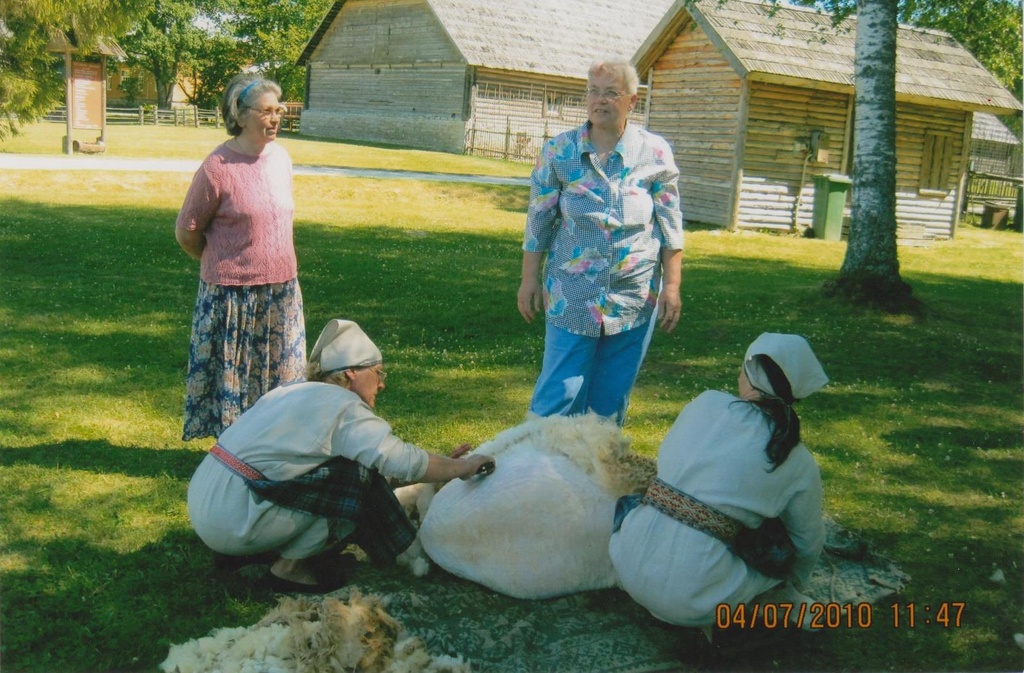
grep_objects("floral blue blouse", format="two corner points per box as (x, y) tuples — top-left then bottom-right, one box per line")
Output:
(523, 122), (684, 337)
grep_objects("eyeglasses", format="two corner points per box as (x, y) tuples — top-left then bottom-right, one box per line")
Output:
(322, 365), (387, 385)
(250, 105), (288, 120)
(586, 88), (626, 102)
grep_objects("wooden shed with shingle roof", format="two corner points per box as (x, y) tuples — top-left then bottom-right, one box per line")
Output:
(297, 0), (673, 159)
(634, 0), (1022, 242)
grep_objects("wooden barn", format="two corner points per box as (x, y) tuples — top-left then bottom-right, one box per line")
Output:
(296, 0), (674, 161)
(633, 0), (1022, 242)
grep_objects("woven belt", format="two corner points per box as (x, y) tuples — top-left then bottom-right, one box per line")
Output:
(640, 477), (742, 545)
(209, 443), (267, 482)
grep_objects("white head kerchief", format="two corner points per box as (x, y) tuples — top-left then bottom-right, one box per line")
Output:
(309, 319), (382, 373)
(743, 333), (828, 401)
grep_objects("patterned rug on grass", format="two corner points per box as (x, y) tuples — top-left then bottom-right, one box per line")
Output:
(334, 519), (910, 673)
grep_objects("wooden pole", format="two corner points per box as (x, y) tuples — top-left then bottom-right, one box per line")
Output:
(99, 56), (108, 143)
(63, 51), (73, 154)
(644, 69), (652, 129)
(504, 117), (511, 160)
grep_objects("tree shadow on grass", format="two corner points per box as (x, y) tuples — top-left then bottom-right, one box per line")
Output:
(0, 439), (201, 479)
(4, 199), (1020, 389)
(4, 197), (1020, 455)
(2, 529), (277, 673)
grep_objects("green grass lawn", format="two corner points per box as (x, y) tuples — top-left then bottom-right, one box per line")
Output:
(0, 127), (1021, 672)
(0, 121), (533, 178)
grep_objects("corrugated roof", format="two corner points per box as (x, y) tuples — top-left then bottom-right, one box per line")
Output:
(299, 0), (676, 79)
(636, 0), (1021, 114)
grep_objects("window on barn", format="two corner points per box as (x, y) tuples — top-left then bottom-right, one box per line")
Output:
(919, 131), (956, 193)
(544, 92), (563, 118)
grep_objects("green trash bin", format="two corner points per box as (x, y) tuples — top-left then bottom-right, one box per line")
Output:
(811, 174), (851, 241)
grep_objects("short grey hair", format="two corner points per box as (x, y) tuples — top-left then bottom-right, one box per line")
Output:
(588, 58), (640, 95)
(220, 74), (283, 137)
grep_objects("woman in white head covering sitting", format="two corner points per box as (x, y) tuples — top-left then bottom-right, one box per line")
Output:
(187, 319), (495, 593)
(609, 333), (828, 631)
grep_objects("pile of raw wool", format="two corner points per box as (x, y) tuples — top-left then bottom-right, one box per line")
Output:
(160, 591), (471, 673)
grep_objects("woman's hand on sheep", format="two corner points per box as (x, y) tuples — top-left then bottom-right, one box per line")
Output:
(460, 454), (495, 480)
(450, 443), (474, 460)
(422, 453), (495, 482)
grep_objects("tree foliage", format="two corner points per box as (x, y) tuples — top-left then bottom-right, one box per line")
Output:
(230, 0), (333, 101)
(181, 34), (246, 109)
(118, 0), (226, 109)
(118, 0), (331, 109)
(0, 0), (148, 138)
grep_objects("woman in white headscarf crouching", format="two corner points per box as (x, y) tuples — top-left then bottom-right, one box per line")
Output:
(609, 333), (828, 630)
(186, 319), (495, 594)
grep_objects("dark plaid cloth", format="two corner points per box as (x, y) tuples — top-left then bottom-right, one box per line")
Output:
(210, 444), (416, 564)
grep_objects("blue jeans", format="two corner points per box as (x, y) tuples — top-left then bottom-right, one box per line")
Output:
(528, 318), (656, 426)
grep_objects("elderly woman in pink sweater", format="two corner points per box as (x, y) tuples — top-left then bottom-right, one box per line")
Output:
(175, 74), (305, 441)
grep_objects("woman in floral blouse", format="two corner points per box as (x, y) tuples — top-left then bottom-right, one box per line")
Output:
(517, 57), (684, 426)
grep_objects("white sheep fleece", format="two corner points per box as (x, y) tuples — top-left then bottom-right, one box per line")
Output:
(160, 592), (471, 673)
(419, 413), (653, 600)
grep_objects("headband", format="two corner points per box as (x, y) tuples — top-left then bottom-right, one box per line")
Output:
(237, 81), (260, 106)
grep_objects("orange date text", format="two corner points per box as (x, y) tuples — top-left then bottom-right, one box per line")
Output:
(716, 601), (874, 630)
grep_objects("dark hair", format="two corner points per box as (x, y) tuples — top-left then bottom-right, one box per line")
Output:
(747, 354), (801, 471)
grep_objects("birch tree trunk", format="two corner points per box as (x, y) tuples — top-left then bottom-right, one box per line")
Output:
(825, 0), (914, 310)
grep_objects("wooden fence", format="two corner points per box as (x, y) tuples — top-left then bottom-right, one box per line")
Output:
(964, 171), (1022, 210)
(44, 104), (302, 130)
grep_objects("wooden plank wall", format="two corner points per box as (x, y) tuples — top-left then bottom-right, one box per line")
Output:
(309, 63), (467, 117)
(302, 0), (470, 150)
(739, 81), (850, 231)
(646, 24), (743, 228)
(894, 102), (967, 240)
(307, 0), (465, 116)
(313, 0), (458, 65)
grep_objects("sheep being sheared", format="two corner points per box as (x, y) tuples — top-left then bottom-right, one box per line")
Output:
(418, 413), (655, 600)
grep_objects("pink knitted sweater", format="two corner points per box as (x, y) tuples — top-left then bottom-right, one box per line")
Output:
(176, 142), (297, 285)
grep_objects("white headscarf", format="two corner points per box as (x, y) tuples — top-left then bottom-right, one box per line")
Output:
(743, 333), (828, 402)
(308, 319), (382, 375)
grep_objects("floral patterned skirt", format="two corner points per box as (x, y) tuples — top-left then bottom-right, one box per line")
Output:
(182, 278), (306, 441)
